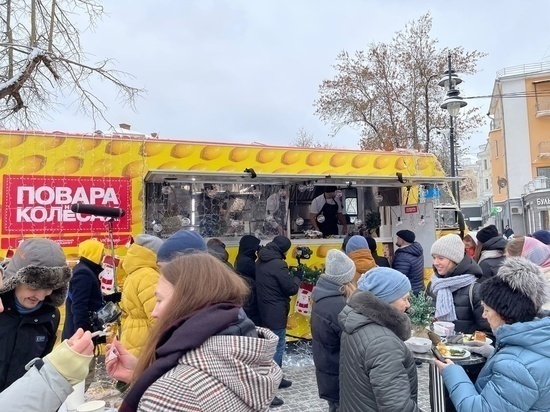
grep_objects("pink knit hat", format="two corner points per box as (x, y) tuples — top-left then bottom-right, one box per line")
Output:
(522, 237), (550, 268)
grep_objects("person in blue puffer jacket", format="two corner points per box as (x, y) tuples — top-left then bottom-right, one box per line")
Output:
(436, 257), (550, 411)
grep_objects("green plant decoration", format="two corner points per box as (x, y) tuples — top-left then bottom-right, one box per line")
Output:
(407, 291), (436, 327)
(292, 264), (324, 285)
(365, 211), (381, 235)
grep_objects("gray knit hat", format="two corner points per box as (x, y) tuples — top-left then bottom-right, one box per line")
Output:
(430, 234), (464, 264)
(135, 234), (163, 254)
(323, 249), (355, 285)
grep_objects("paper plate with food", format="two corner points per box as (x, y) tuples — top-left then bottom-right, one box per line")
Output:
(462, 331), (493, 347)
(436, 343), (471, 360)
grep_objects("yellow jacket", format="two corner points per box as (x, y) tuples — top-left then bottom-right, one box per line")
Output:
(348, 249), (377, 285)
(120, 243), (160, 357)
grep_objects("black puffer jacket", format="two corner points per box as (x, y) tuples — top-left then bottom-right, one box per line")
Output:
(0, 290), (60, 391)
(478, 236), (507, 282)
(311, 276), (347, 404)
(256, 242), (301, 330)
(428, 255), (491, 336)
(234, 235), (262, 325)
(339, 291), (419, 412)
(392, 242), (425, 293)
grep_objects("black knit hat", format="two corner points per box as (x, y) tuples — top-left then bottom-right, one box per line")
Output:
(480, 257), (550, 323)
(365, 236), (377, 252)
(271, 235), (291, 254)
(476, 225), (499, 244)
(396, 230), (415, 243)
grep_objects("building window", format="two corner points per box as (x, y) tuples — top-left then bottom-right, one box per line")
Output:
(483, 159), (488, 170)
(495, 141), (499, 158)
(485, 179), (489, 190)
(537, 167), (550, 178)
(542, 211), (550, 230)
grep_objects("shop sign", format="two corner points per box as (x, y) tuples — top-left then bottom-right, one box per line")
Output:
(2, 175), (132, 235)
(536, 197), (550, 206)
(404, 206), (418, 214)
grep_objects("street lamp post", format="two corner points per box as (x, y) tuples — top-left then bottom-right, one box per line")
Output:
(439, 53), (467, 208)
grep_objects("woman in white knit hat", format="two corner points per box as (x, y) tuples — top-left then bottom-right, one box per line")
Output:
(427, 234), (491, 411)
(428, 234), (490, 335)
(311, 249), (356, 412)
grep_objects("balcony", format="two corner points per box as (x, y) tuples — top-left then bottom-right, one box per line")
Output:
(538, 141), (550, 159)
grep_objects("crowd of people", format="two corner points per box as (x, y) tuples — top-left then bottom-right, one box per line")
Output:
(0, 225), (549, 411)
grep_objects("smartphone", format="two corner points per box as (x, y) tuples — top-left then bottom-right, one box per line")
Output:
(432, 347), (447, 363)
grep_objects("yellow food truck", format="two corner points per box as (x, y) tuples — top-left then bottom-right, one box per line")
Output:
(0, 129), (458, 339)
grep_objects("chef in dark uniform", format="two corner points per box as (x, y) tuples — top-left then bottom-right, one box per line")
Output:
(309, 186), (347, 237)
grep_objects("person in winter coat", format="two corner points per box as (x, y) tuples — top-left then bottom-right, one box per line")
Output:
(345, 235), (377, 284)
(0, 328), (94, 412)
(0, 238), (71, 391)
(428, 234), (492, 411)
(506, 235), (550, 310)
(462, 232), (477, 259)
(392, 229), (425, 294)
(311, 249), (356, 412)
(428, 234), (491, 335)
(474, 225), (506, 282)
(255, 235), (301, 406)
(234, 235), (262, 325)
(436, 257), (550, 411)
(156, 229), (208, 265)
(207, 238), (234, 269)
(532, 229), (550, 245)
(62, 239), (105, 339)
(106, 253), (282, 412)
(365, 236), (390, 267)
(339, 267), (419, 412)
(120, 234), (164, 357)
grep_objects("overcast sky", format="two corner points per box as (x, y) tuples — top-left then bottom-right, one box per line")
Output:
(39, 0), (550, 153)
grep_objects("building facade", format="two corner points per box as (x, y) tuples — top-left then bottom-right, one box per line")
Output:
(487, 62), (550, 234)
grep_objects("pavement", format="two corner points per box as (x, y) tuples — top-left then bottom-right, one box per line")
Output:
(87, 340), (431, 411)
(274, 341), (431, 411)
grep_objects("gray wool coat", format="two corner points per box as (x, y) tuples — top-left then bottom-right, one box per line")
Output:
(338, 291), (421, 412)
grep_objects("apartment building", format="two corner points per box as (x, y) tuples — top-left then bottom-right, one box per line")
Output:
(487, 62), (550, 234)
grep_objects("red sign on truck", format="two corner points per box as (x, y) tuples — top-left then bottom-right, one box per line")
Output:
(2, 175), (132, 236)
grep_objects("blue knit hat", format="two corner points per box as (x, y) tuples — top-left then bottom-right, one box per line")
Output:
(157, 230), (207, 262)
(357, 267), (412, 303)
(346, 235), (369, 254)
(533, 230), (550, 245)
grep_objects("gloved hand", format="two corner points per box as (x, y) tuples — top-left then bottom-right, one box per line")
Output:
(469, 343), (495, 358)
(104, 292), (122, 303)
(45, 328), (94, 385)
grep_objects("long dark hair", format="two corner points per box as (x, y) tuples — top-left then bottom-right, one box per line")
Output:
(131, 253), (249, 383)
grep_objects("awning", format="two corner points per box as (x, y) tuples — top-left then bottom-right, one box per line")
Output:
(144, 170), (462, 188)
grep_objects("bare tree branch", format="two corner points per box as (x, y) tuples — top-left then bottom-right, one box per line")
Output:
(0, 0), (144, 127)
(314, 12), (486, 170)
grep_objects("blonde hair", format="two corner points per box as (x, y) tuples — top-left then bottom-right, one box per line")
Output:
(505, 236), (525, 257)
(132, 252), (249, 383)
(339, 282), (356, 298)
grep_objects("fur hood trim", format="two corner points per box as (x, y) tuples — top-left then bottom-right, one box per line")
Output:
(497, 257), (550, 310)
(0, 265), (72, 307)
(346, 290), (411, 341)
